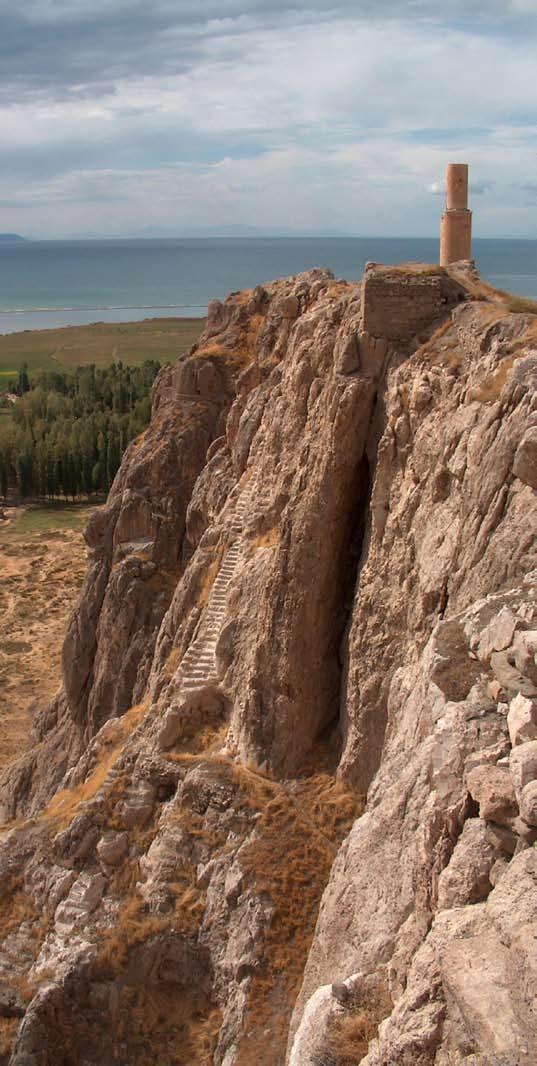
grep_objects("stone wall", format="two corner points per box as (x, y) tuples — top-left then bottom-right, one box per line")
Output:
(361, 262), (466, 344)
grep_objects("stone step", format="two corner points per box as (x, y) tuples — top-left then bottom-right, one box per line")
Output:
(181, 679), (218, 691)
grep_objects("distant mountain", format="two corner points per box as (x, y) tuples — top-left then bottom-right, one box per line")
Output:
(0, 233), (26, 242)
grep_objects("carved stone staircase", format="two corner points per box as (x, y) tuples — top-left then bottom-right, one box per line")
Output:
(178, 481), (257, 695)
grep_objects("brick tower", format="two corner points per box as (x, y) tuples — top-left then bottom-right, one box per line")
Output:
(440, 163), (472, 265)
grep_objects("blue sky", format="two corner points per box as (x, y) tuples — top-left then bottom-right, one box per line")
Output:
(0, 0), (536, 238)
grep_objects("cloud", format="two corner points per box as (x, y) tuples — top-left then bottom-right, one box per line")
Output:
(428, 179), (493, 195)
(0, 1), (536, 236)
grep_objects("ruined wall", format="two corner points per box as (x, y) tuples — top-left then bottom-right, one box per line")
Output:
(361, 263), (466, 344)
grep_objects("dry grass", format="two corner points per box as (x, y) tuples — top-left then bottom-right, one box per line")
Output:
(197, 549), (224, 608)
(368, 262), (447, 278)
(249, 526), (279, 550)
(165, 721), (229, 756)
(0, 508), (90, 771)
(504, 316), (537, 353)
(114, 983), (221, 1066)
(97, 803), (208, 976)
(327, 281), (353, 298)
(453, 273), (537, 315)
(0, 1018), (19, 1060)
(0, 876), (37, 939)
(0, 875), (53, 1051)
(467, 355), (518, 403)
(196, 306), (266, 373)
(42, 701), (148, 828)
(145, 565), (182, 598)
(324, 985), (391, 1065)
(233, 767), (363, 1066)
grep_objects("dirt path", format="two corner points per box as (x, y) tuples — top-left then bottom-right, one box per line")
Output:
(0, 508), (92, 770)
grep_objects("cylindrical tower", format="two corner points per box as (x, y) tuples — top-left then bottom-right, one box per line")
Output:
(440, 163), (472, 265)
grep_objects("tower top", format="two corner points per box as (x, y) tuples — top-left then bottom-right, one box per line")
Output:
(440, 163), (472, 266)
(446, 163), (468, 211)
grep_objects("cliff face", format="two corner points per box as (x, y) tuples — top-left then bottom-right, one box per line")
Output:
(0, 264), (536, 1066)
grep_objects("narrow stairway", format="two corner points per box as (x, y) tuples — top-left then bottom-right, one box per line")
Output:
(178, 482), (257, 694)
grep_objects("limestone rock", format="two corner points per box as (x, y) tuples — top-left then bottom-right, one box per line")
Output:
(96, 831), (129, 868)
(0, 981), (25, 1018)
(519, 779), (537, 827)
(513, 425), (537, 487)
(507, 693), (537, 746)
(0, 266), (536, 1066)
(465, 764), (518, 825)
(509, 740), (537, 801)
(437, 818), (496, 908)
(280, 294), (300, 319)
(54, 872), (106, 931)
(513, 629), (537, 685)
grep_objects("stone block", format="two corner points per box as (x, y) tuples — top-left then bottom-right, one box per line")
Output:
(513, 630), (537, 685)
(490, 650), (537, 698)
(281, 295), (300, 319)
(335, 333), (359, 375)
(97, 831), (129, 868)
(466, 764), (518, 825)
(437, 819), (496, 908)
(513, 427), (537, 488)
(507, 694), (537, 747)
(510, 740), (537, 801)
(519, 781), (537, 828)
(477, 607), (517, 661)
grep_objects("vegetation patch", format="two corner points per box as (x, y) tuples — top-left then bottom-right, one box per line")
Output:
(0, 1018), (19, 1060)
(0, 361), (161, 500)
(467, 354), (524, 404)
(0, 317), (205, 377)
(42, 702), (148, 828)
(233, 767), (363, 1065)
(112, 983), (221, 1066)
(323, 984), (392, 1065)
(250, 526), (279, 550)
(0, 504), (91, 771)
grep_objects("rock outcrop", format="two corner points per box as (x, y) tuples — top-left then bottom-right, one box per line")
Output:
(0, 263), (535, 1065)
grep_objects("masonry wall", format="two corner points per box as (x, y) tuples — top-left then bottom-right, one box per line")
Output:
(361, 265), (466, 344)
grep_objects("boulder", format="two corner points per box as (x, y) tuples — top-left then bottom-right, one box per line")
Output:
(96, 831), (129, 868)
(509, 740), (537, 801)
(437, 819), (496, 908)
(465, 764), (518, 825)
(490, 650), (537, 698)
(477, 607), (517, 661)
(513, 629), (537, 685)
(513, 426), (537, 488)
(280, 295), (299, 319)
(519, 780), (537, 828)
(507, 693), (537, 747)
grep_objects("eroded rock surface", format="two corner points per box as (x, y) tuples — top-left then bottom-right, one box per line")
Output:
(0, 265), (536, 1066)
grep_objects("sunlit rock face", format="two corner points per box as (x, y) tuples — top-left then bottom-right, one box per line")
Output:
(0, 264), (536, 1066)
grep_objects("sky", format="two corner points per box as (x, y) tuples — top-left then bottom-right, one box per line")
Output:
(1, 0), (536, 239)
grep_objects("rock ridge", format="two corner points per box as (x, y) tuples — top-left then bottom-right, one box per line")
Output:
(0, 264), (535, 1065)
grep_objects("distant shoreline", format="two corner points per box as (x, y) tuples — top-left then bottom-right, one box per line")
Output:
(0, 303), (207, 315)
(0, 305), (208, 336)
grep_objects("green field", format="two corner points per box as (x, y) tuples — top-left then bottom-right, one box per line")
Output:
(0, 317), (206, 382)
(0, 502), (97, 545)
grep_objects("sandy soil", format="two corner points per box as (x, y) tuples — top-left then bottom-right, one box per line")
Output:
(0, 508), (91, 770)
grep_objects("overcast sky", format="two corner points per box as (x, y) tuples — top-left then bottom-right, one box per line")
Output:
(1, 0), (536, 238)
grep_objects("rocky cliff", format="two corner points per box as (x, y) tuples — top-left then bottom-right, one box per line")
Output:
(0, 263), (536, 1066)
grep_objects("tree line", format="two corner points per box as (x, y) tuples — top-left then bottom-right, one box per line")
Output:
(0, 360), (161, 500)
